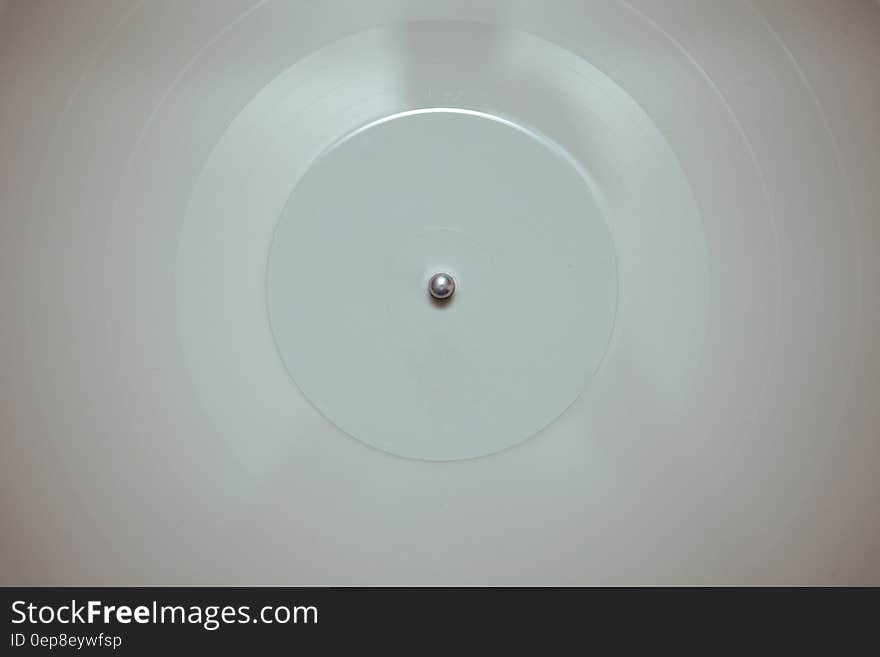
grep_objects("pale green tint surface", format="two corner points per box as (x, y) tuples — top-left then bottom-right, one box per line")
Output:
(268, 110), (617, 460)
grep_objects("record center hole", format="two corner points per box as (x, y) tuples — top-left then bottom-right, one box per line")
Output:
(428, 272), (455, 302)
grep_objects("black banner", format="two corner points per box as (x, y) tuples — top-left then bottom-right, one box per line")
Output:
(1, 587), (875, 652)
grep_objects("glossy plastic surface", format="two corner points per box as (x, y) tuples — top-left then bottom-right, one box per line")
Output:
(1, 1), (879, 585)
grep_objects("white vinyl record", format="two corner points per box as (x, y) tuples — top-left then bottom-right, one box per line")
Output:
(0, 0), (878, 585)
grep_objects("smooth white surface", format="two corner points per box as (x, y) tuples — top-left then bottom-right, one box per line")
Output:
(0, 0), (878, 585)
(268, 109), (617, 460)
